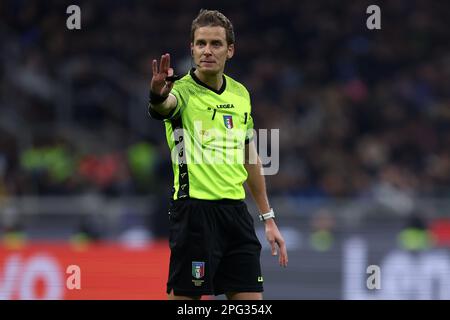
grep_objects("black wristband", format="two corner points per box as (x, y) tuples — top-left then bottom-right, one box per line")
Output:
(149, 91), (169, 105)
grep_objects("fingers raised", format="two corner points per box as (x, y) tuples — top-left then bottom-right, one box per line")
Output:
(152, 59), (157, 75)
(159, 55), (165, 74)
(158, 53), (170, 74)
(165, 53), (171, 71)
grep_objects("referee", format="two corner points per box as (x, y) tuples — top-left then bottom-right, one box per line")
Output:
(148, 9), (288, 300)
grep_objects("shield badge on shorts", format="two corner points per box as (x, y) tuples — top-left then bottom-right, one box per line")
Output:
(223, 115), (233, 129)
(192, 261), (205, 279)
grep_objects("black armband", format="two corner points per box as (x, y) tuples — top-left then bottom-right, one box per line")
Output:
(149, 91), (169, 105)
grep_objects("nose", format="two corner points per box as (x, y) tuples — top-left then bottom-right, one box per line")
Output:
(203, 44), (212, 55)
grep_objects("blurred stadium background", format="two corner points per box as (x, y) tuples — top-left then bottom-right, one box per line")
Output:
(1, 0), (450, 299)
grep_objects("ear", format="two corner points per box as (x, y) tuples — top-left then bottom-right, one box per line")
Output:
(227, 44), (235, 60)
(190, 43), (194, 56)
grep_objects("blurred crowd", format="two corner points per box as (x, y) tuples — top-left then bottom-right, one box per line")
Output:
(1, 0), (449, 205)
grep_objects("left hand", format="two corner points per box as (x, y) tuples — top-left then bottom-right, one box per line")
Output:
(264, 219), (288, 267)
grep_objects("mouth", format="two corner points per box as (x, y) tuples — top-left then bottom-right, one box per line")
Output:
(200, 61), (216, 64)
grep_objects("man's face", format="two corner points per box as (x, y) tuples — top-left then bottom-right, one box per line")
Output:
(191, 26), (234, 76)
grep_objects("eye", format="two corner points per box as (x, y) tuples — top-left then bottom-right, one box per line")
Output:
(196, 41), (206, 47)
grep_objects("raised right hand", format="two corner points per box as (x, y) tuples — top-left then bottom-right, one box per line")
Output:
(150, 53), (175, 97)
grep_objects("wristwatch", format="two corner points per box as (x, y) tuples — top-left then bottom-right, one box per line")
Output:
(259, 208), (275, 222)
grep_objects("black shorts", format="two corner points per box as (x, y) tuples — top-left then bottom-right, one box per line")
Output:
(166, 198), (263, 296)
